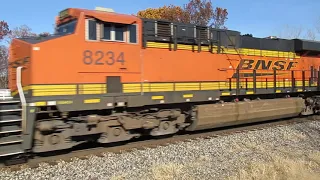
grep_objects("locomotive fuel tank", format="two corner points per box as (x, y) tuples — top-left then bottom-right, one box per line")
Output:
(186, 97), (306, 131)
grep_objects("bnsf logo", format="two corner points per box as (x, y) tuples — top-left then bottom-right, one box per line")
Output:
(237, 59), (298, 70)
(9, 57), (30, 68)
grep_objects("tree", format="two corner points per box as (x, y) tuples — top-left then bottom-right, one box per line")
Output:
(161, 5), (190, 24)
(305, 29), (316, 41)
(0, 24), (37, 88)
(136, 0), (228, 29)
(183, 0), (213, 26)
(38, 32), (50, 37)
(276, 24), (303, 39)
(0, 20), (11, 41)
(0, 20), (10, 88)
(315, 17), (320, 34)
(6, 24), (37, 44)
(137, 5), (188, 23)
(0, 46), (8, 88)
(211, 7), (228, 29)
(276, 23), (320, 41)
(0, 22), (50, 88)
(243, 34), (253, 37)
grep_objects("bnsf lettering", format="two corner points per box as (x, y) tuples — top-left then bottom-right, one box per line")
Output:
(237, 59), (298, 70)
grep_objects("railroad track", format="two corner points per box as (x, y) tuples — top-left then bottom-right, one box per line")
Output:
(1, 115), (319, 172)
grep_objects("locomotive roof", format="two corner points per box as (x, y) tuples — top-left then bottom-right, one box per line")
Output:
(63, 8), (140, 24)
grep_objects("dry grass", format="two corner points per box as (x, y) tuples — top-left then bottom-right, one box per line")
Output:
(227, 134), (320, 180)
(281, 129), (308, 143)
(145, 142), (320, 180)
(150, 163), (185, 180)
(110, 144), (320, 180)
(110, 175), (127, 180)
(308, 151), (320, 164)
(108, 124), (320, 180)
(228, 151), (320, 180)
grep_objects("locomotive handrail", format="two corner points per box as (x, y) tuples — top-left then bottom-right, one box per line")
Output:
(16, 66), (27, 135)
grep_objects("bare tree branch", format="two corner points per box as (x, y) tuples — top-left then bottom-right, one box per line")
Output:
(0, 20), (11, 41)
(305, 29), (316, 41)
(5, 24), (36, 44)
(277, 24), (303, 39)
(0, 45), (8, 88)
(0, 24), (36, 88)
(315, 17), (320, 34)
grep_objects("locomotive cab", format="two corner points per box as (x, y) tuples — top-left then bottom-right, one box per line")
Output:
(9, 7), (142, 98)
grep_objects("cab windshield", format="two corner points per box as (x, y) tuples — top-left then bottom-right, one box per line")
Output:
(55, 19), (77, 35)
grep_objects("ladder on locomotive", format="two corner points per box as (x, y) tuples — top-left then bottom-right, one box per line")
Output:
(0, 67), (25, 158)
(220, 31), (244, 68)
(217, 31), (244, 94)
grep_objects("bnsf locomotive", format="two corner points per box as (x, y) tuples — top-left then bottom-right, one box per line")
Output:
(1, 7), (320, 160)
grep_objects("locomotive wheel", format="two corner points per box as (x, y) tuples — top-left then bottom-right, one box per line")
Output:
(32, 131), (78, 153)
(150, 121), (178, 136)
(97, 126), (140, 144)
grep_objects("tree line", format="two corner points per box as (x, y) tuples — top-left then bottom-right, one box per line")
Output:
(136, 0), (228, 29)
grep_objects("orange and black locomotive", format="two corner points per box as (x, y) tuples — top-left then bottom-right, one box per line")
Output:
(1, 7), (320, 161)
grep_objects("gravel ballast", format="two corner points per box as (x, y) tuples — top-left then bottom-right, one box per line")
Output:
(1, 120), (320, 180)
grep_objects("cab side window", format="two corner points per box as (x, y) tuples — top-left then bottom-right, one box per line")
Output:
(102, 23), (111, 40)
(86, 18), (138, 44)
(101, 23), (126, 42)
(88, 20), (97, 40)
(128, 24), (137, 43)
(115, 24), (125, 41)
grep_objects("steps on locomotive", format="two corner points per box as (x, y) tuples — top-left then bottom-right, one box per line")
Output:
(0, 89), (24, 158)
